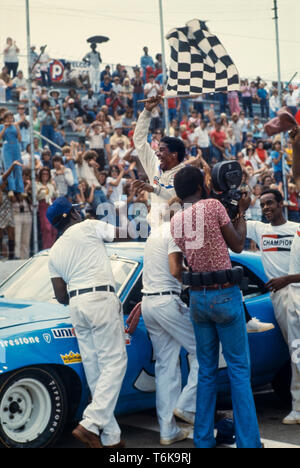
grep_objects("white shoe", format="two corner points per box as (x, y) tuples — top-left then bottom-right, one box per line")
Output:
(173, 408), (195, 425)
(246, 317), (275, 334)
(160, 428), (190, 446)
(282, 411), (300, 425)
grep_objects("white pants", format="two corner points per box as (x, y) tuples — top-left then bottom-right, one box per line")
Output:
(69, 291), (127, 445)
(288, 288), (300, 412)
(271, 286), (289, 343)
(142, 294), (198, 439)
(89, 66), (100, 93)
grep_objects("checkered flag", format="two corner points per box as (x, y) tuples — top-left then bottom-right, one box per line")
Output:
(166, 19), (240, 96)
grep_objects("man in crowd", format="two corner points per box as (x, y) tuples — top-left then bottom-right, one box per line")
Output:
(83, 42), (102, 94)
(170, 165), (262, 448)
(47, 197), (127, 448)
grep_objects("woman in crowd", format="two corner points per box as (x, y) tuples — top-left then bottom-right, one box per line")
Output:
(36, 167), (58, 249)
(0, 111), (24, 199)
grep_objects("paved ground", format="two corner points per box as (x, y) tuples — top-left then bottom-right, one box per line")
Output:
(54, 391), (300, 449)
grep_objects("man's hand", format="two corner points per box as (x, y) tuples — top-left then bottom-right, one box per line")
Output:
(238, 191), (251, 215)
(145, 96), (162, 113)
(289, 126), (300, 147)
(265, 276), (291, 293)
(126, 302), (142, 334)
(132, 179), (154, 194)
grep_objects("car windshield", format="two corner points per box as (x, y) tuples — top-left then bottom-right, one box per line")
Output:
(0, 254), (138, 303)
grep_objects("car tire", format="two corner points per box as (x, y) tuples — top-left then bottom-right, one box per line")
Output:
(0, 366), (68, 448)
(271, 360), (292, 406)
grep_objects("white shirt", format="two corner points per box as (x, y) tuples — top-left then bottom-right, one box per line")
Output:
(76, 160), (99, 187)
(288, 230), (300, 307)
(142, 222), (182, 294)
(144, 82), (160, 98)
(133, 109), (186, 226)
(48, 219), (115, 291)
(106, 177), (127, 203)
(247, 220), (298, 279)
(194, 126), (210, 147)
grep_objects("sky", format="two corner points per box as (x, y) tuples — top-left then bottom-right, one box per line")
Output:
(0, 0), (299, 84)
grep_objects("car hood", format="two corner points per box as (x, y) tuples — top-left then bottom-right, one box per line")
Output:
(0, 298), (70, 330)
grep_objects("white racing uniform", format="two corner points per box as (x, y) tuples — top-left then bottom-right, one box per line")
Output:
(133, 109), (186, 227)
(287, 229), (300, 412)
(141, 221), (198, 439)
(48, 219), (127, 445)
(247, 220), (298, 343)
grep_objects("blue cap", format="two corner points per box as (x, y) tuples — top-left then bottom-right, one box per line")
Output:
(46, 197), (73, 228)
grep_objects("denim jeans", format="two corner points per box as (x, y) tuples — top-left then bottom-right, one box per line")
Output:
(190, 286), (261, 448)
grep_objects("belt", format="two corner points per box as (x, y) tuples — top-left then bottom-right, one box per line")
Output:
(69, 285), (115, 298)
(191, 283), (234, 291)
(143, 291), (180, 297)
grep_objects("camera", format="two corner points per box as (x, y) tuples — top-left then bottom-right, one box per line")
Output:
(211, 161), (243, 220)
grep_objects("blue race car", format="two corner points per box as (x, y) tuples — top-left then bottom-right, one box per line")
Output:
(0, 244), (290, 448)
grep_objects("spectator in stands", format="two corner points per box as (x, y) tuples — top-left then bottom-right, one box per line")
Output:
(12, 169), (32, 259)
(39, 47), (52, 87)
(64, 98), (79, 129)
(36, 166), (58, 249)
(0, 66), (14, 102)
(21, 143), (42, 172)
(122, 78), (134, 109)
(82, 42), (102, 93)
(12, 70), (27, 101)
(41, 147), (52, 169)
(112, 76), (123, 97)
(50, 155), (74, 197)
(110, 122), (130, 151)
(257, 82), (269, 119)
(49, 89), (64, 114)
(230, 113), (243, 156)
(81, 88), (98, 123)
(0, 111), (24, 198)
(100, 65), (111, 82)
(210, 119), (226, 163)
(121, 108), (134, 136)
(228, 90), (241, 116)
(61, 143), (80, 202)
(140, 46), (155, 81)
(284, 88), (299, 116)
(3, 37), (19, 78)
(14, 104), (30, 151)
(99, 75), (113, 107)
(240, 79), (253, 118)
(85, 122), (107, 170)
(132, 67), (144, 118)
(269, 89), (280, 118)
(38, 99), (56, 154)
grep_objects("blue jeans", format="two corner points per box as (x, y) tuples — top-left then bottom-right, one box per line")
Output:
(190, 286), (261, 448)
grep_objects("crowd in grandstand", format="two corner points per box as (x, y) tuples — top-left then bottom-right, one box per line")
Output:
(0, 37), (299, 259)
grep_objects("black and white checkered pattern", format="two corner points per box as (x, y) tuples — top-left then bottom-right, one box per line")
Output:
(166, 19), (240, 96)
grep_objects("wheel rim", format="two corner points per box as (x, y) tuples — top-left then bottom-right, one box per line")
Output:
(0, 378), (52, 444)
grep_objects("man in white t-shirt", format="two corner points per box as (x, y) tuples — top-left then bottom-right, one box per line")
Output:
(246, 188), (298, 343)
(133, 220), (197, 445)
(47, 197), (127, 448)
(268, 126), (300, 425)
